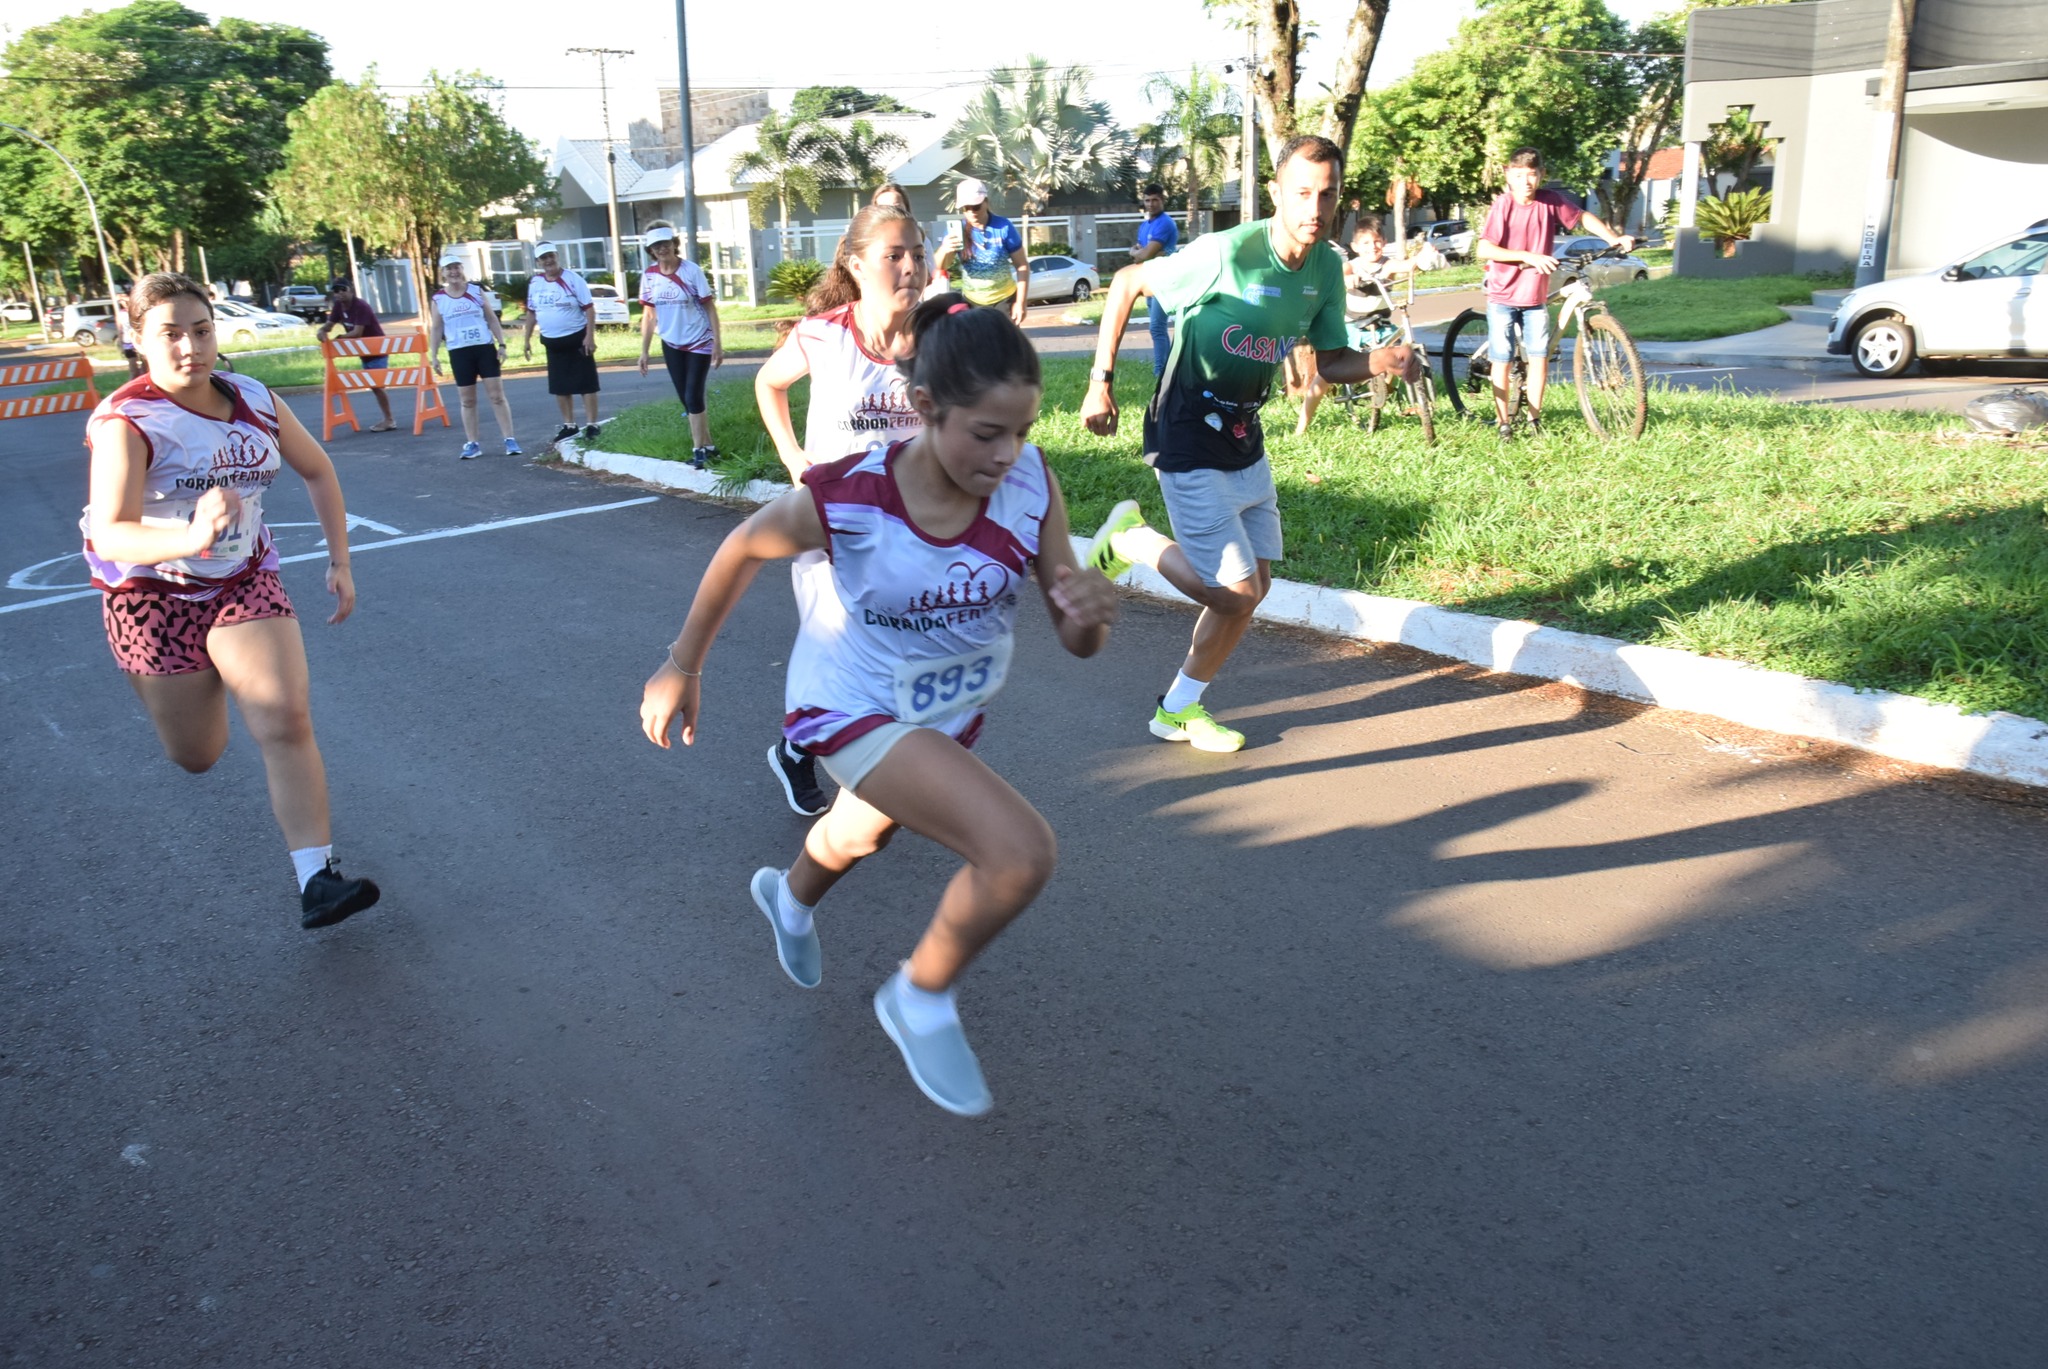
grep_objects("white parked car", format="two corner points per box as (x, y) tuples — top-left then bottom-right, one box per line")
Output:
(1828, 221), (2048, 377)
(1026, 254), (1099, 304)
(1408, 218), (1475, 262)
(210, 299), (306, 347)
(587, 283), (632, 327)
(1, 300), (35, 323)
(61, 299), (124, 347)
(1554, 235), (1652, 290)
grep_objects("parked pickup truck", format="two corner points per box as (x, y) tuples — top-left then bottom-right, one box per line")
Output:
(271, 284), (330, 319)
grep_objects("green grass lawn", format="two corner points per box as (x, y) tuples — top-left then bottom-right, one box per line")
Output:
(593, 355), (2048, 720)
(1595, 271), (1848, 341)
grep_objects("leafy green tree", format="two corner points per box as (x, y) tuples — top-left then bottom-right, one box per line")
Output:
(1705, 105), (1778, 191)
(729, 110), (840, 237)
(0, 0), (328, 290)
(277, 72), (553, 315)
(1143, 67), (1240, 217)
(949, 56), (1133, 216)
(789, 87), (925, 120)
(829, 119), (910, 216)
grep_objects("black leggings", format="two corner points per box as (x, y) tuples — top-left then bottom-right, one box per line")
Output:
(661, 343), (711, 415)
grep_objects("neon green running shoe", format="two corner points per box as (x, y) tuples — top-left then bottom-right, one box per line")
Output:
(1148, 697), (1246, 753)
(1084, 499), (1148, 580)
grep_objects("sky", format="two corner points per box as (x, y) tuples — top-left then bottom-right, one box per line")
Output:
(1, 0), (1674, 153)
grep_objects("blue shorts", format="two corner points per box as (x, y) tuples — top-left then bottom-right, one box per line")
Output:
(1486, 302), (1551, 363)
(358, 354), (387, 371)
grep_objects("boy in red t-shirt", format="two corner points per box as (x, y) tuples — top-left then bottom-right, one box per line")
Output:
(1476, 147), (1633, 438)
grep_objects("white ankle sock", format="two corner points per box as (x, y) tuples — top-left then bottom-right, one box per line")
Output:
(892, 967), (959, 1034)
(290, 845), (332, 892)
(1161, 671), (1208, 714)
(776, 874), (815, 936)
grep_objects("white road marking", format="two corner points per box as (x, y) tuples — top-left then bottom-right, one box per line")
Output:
(0, 497), (661, 616)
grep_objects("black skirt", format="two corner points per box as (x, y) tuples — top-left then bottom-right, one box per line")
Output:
(541, 331), (599, 395)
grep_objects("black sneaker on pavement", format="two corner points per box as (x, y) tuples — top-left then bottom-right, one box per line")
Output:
(766, 740), (829, 816)
(301, 860), (381, 930)
(552, 423), (578, 443)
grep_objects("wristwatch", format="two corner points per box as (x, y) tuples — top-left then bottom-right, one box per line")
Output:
(1091, 367), (1115, 385)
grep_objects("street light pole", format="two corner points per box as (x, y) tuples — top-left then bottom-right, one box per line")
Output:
(23, 242), (47, 334)
(1241, 23), (1258, 223)
(570, 48), (636, 300)
(674, 0), (700, 264)
(1, 121), (122, 310)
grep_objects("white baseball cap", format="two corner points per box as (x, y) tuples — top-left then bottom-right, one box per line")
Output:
(952, 177), (989, 209)
(532, 240), (559, 260)
(437, 249), (467, 268)
(641, 225), (678, 247)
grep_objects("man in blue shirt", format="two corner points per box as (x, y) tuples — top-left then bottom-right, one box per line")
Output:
(1130, 183), (1179, 375)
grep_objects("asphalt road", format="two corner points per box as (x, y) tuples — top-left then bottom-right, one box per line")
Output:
(3, 373), (2046, 1367)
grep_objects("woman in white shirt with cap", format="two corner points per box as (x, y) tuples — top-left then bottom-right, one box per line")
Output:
(635, 222), (724, 468)
(427, 251), (521, 459)
(520, 241), (602, 444)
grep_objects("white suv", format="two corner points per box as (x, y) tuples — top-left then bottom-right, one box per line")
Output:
(1828, 221), (2048, 377)
(60, 298), (123, 347)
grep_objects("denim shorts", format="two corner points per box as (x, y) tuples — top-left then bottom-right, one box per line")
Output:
(1486, 302), (1551, 363)
(1155, 459), (1283, 588)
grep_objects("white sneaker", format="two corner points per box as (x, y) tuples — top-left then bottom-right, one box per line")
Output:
(873, 969), (992, 1117)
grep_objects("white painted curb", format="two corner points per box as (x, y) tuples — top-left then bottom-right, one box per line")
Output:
(559, 436), (2048, 789)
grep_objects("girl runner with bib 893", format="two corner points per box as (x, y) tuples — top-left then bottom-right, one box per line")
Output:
(83, 272), (380, 930)
(635, 222), (723, 469)
(427, 251), (520, 459)
(639, 295), (1122, 1117)
(753, 202), (928, 818)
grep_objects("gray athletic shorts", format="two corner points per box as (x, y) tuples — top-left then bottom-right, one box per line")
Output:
(1155, 459), (1283, 588)
(816, 720), (921, 794)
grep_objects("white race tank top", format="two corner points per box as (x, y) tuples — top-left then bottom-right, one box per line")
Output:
(792, 304), (923, 462)
(433, 286), (494, 349)
(80, 372), (283, 598)
(782, 441), (1049, 755)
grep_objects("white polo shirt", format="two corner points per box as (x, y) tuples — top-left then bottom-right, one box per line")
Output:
(526, 270), (594, 339)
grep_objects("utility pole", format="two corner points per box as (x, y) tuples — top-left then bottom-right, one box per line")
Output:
(1855, 0), (1919, 287)
(674, 1), (700, 264)
(1240, 22), (1258, 223)
(570, 48), (636, 299)
(344, 224), (361, 294)
(196, 244), (211, 295)
(23, 242), (47, 334)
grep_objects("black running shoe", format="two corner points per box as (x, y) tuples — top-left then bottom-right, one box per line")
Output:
(301, 860), (381, 930)
(582, 423), (601, 442)
(552, 423), (578, 443)
(766, 740), (828, 816)
(1525, 410), (1544, 437)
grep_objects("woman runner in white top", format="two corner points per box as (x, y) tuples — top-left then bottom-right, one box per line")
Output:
(83, 273), (380, 929)
(635, 222), (723, 467)
(754, 203), (928, 816)
(519, 241), (601, 444)
(640, 295), (1122, 1117)
(426, 252), (520, 459)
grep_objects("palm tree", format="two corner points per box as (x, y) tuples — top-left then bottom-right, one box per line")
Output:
(1143, 66), (1239, 218)
(948, 56), (1133, 224)
(830, 118), (909, 216)
(729, 110), (839, 250)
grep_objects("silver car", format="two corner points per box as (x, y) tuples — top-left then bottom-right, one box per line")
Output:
(1827, 222), (2048, 377)
(1555, 236), (1651, 290)
(1026, 254), (1100, 304)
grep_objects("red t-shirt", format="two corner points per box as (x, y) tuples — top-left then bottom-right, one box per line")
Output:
(1480, 189), (1584, 307)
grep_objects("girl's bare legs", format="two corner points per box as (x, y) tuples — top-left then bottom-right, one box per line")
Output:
(480, 376), (516, 440)
(687, 409), (711, 449)
(456, 385), (480, 442)
(787, 728), (1056, 990)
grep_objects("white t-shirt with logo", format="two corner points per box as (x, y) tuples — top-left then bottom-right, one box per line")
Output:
(526, 270), (594, 339)
(792, 304), (923, 464)
(639, 262), (714, 353)
(433, 286), (495, 349)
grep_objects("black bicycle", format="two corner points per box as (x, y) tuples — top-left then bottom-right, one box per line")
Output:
(1438, 245), (1647, 439)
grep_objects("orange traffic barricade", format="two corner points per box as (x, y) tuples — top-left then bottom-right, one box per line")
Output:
(321, 331), (449, 441)
(0, 352), (101, 423)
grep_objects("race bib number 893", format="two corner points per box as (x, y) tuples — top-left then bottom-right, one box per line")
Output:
(890, 637), (1012, 725)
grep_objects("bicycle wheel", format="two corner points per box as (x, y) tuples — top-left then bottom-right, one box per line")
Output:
(1438, 309), (1491, 420)
(1366, 374), (1390, 434)
(1409, 374), (1436, 446)
(1574, 310), (1647, 439)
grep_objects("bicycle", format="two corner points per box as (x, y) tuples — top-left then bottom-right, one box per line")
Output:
(1334, 267), (1436, 445)
(1438, 245), (1647, 439)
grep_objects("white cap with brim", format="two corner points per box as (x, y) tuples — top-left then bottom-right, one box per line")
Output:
(953, 177), (989, 209)
(641, 225), (678, 247)
(533, 240), (559, 260)
(438, 250), (467, 268)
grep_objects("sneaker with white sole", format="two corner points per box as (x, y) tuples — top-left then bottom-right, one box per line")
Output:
(1084, 499), (1148, 580)
(458, 440), (482, 459)
(503, 437), (523, 456)
(873, 970), (992, 1116)
(749, 867), (821, 989)
(1149, 696), (1245, 752)
(766, 740), (828, 817)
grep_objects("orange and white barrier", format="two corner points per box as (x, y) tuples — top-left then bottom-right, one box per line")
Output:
(321, 331), (450, 441)
(0, 353), (100, 423)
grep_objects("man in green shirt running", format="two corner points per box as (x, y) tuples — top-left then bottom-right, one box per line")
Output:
(1079, 134), (1421, 753)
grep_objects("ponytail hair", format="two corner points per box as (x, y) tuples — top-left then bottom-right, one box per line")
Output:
(896, 292), (1040, 417)
(803, 203), (921, 316)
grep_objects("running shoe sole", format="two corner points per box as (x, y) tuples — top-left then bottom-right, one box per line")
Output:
(765, 742), (829, 817)
(1149, 712), (1247, 753)
(873, 979), (993, 1117)
(1084, 498), (1145, 580)
(750, 867), (821, 989)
